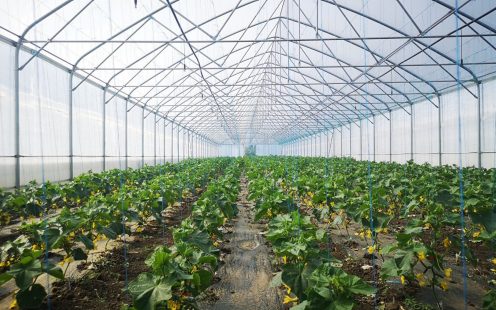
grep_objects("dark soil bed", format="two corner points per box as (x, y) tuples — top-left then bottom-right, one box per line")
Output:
(45, 194), (198, 310)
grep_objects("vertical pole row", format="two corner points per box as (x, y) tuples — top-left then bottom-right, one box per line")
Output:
(141, 107), (144, 167)
(125, 99), (128, 169)
(154, 113), (157, 166)
(14, 47), (21, 188)
(171, 122), (174, 163)
(359, 121), (363, 161)
(438, 96), (442, 166)
(176, 125), (180, 163)
(477, 82), (482, 168)
(373, 116), (376, 162)
(389, 110), (392, 163)
(166, 118), (167, 165)
(349, 124), (352, 158)
(103, 87), (107, 171)
(410, 105), (414, 161)
(69, 72), (74, 180)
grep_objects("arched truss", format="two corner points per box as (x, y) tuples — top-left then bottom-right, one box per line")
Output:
(5, 0), (496, 145)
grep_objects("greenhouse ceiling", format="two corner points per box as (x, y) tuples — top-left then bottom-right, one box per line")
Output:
(1, 0), (496, 145)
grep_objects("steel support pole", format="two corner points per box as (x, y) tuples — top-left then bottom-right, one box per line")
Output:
(349, 124), (352, 158)
(373, 116), (376, 162)
(125, 98), (128, 169)
(359, 121), (362, 161)
(14, 48), (20, 188)
(410, 105), (414, 161)
(103, 88), (107, 171)
(154, 113), (157, 166)
(176, 125), (180, 163)
(141, 107), (145, 167)
(183, 131), (186, 160)
(326, 131), (329, 157)
(389, 110), (392, 163)
(69, 72), (74, 180)
(477, 82), (482, 168)
(163, 119), (166, 164)
(171, 122), (174, 163)
(438, 96), (442, 166)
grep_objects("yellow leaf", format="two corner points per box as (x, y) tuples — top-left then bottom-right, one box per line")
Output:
(283, 295), (298, 304)
(444, 268), (452, 279)
(417, 251), (426, 262)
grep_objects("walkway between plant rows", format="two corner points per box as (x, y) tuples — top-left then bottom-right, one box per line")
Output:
(198, 175), (282, 309)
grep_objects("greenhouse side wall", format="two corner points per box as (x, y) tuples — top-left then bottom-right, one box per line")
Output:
(0, 40), (219, 189)
(282, 79), (496, 169)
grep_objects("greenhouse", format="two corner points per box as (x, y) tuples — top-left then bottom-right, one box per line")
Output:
(0, 0), (495, 309)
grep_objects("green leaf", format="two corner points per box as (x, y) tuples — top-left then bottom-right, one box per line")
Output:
(290, 300), (310, 310)
(16, 283), (47, 309)
(71, 247), (88, 261)
(42, 261), (64, 280)
(346, 276), (376, 296)
(0, 273), (13, 286)
(128, 273), (173, 310)
(282, 263), (312, 299)
(194, 269), (213, 291)
(269, 271), (283, 288)
(483, 289), (496, 310)
(8, 256), (42, 290)
(77, 234), (94, 250)
(329, 297), (355, 310)
(471, 209), (496, 233)
(403, 226), (423, 235)
(380, 259), (399, 279)
(315, 229), (325, 241)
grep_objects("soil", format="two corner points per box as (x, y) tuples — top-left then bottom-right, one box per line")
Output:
(328, 217), (489, 309)
(197, 176), (283, 310)
(45, 193), (199, 310)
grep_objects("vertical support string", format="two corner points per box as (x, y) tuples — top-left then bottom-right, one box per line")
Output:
(454, 1), (469, 308)
(361, 1), (377, 306)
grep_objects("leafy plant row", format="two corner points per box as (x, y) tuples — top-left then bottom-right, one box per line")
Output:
(246, 156), (496, 309)
(0, 162), (192, 226)
(246, 159), (376, 310)
(0, 158), (231, 310)
(126, 160), (242, 310)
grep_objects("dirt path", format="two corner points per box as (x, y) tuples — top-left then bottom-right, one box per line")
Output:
(199, 176), (282, 310)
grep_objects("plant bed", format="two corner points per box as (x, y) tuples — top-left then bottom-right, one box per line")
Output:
(46, 193), (197, 310)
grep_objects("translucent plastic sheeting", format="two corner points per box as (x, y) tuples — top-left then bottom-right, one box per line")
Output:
(156, 117), (165, 165)
(143, 112), (155, 165)
(374, 114), (391, 163)
(1, 1), (495, 145)
(73, 76), (104, 175)
(0, 43), (15, 188)
(361, 118), (374, 160)
(481, 79), (496, 168)
(291, 78), (494, 168)
(255, 144), (282, 156)
(19, 50), (69, 184)
(127, 104), (143, 169)
(441, 85), (478, 166)
(342, 125), (351, 157)
(164, 123), (172, 162)
(350, 122), (360, 159)
(413, 100), (439, 166)
(104, 96), (126, 170)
